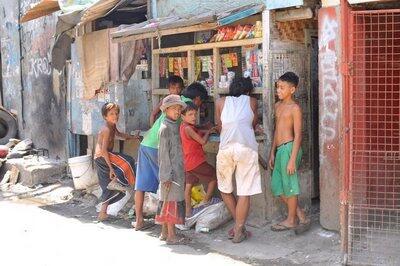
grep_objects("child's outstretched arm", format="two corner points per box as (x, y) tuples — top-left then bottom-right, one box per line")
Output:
(214, 98), (224, 133)
(250, 97), (259, 129)
(184, 126), (211, 146)
(287, 105), (302, 175)
(268, 104), (278, 169)
(115, 126), (140, 140)
(150, 100), (163, 126)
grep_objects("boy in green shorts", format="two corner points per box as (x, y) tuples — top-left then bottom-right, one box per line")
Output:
(268, 72), (310, 233)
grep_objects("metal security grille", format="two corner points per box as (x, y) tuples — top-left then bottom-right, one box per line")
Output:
(349, 9), (400, 265)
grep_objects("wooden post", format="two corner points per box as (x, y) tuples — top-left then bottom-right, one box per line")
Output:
(151, 37), (160, 109)
(260, 9), (273, 221)
(187, 50), (195, 83)
(213, 47), (221, 99)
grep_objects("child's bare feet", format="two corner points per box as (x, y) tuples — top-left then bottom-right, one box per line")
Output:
(185, 208), (192, 218)
(159, 224), (168, 241)
(166, 236), (190, 245)
(98, 211), (108, 222)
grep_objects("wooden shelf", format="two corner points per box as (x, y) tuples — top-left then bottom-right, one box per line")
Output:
(153, 87), (264, 95)
(153, 38), (263, 55)
(152, 88), (169, 95)
(217, 87), (264, 94)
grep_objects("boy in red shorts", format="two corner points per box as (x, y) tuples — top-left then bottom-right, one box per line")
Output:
(180, 102), (217, 218)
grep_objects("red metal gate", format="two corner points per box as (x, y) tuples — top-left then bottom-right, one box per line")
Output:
(348, 9), (400, 265)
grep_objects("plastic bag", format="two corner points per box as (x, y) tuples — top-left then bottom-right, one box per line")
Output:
(195, 202), (232, 233)
(96, 190), (132, 216)
(142, 192), (158, 216)
(191, 184), (205, 206)
(176, 199), (232, 233)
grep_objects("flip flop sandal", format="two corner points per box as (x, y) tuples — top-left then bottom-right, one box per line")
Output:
(294, 219), (311, 235)
(132, 221), (154, 231)
(166, 236), (191, 245)
(271, 223), (295, 232)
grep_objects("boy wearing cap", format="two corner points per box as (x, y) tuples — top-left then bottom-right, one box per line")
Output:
(133, 82), (208, 231)
(155, 95), (189, 245)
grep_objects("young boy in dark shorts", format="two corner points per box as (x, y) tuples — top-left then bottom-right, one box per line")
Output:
(268, 72), (310, 233)
(180, 102), (217, 218)
(94, 103), (139, 221)
(156, 95), (188, 245)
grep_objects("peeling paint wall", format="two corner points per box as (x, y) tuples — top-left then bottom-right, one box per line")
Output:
(0, 0), (68, 159)
(318, 6), (341, 231)
(0, 0), (22, 118)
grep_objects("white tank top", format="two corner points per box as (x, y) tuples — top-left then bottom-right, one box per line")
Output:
(220, 95), (258, 151)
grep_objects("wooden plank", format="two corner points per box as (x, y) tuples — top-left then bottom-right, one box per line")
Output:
(218, 87), (264, 94)
(151, 40), (160, 108)
(152, 89), (169, 95)
(275, 7), (313, 22)
(187, 50), (195, 83)
(153, 38), (263, 54)
(213, 47), (221, 99)
(321, 0), (340, 6)
(112, 22), (217, 43)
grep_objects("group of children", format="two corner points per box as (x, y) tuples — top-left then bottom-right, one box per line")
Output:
(94, 72), (309, 245)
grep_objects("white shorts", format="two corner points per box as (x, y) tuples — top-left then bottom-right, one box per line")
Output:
(216, 142), (262, 196)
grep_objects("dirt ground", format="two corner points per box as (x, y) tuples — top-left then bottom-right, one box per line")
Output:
(0, 178), (342, 266)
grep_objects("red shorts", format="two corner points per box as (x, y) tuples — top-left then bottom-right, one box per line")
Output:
(185, 162), (217, 185)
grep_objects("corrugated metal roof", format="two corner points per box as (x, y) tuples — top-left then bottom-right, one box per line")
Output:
(111, 3), (264, 42)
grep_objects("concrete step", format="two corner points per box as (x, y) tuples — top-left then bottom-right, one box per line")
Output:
(2, 156), (67, 187)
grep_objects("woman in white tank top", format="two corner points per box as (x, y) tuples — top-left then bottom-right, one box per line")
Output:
(215, 77), (262, 243)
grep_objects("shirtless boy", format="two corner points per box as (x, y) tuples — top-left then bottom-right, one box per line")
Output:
(268, 72), (310, 232)
(94, 103), (138, 221)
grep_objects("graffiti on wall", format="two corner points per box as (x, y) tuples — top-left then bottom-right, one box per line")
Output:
(21, 16), (54, 78)
(29, 51), (52, 78)
(319, 9), (339, 147)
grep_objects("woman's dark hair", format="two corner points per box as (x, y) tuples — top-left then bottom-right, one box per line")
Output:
(181, 102), (197, 115)
(229, 77), (254, 97)
(278, 72), (299, 87)
(182, 82), (208, 101)
(168, 75), (184, 88)
(101, 102), (120, 117)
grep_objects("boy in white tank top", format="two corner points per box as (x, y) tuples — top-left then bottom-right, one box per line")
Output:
(215, 77), (262, 243)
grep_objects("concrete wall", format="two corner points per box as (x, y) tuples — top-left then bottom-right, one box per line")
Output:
(318, 6), (341, 231)
(153, 0), (264, 18)
(0, 0), (68, 159)
(0, 1), (23, 124)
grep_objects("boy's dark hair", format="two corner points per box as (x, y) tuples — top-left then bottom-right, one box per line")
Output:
(182, 82), (208, 101)
(278, 72), (299, 87)
(101, 102), (120, 117)
(229, 77), (254, 97)
(168, 75), (184, 88)
(181, 102), (197, 115)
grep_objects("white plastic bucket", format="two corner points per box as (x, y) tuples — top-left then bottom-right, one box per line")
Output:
(68, 155), (98, 190)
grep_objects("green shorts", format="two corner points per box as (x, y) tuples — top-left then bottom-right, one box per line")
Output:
(271, 142), (302, 197)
